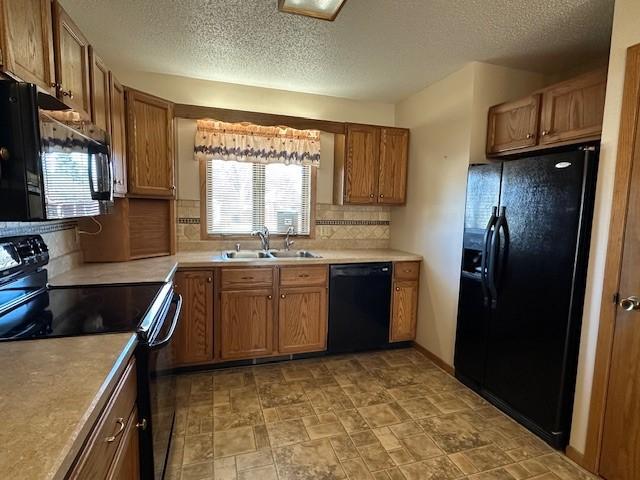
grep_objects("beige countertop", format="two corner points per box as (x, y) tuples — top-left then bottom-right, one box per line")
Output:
(50, 249), (422, 286)
(0, 333), (137, 480)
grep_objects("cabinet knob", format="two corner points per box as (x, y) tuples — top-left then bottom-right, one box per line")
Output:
(171, 185), (176, 190)
(541, 130), (550, 136)
(396, 287), (400, 291)
(526, 133), (534, 139)
(136, 418), (148, 430)
(207, 277), (212, 283)
(369, 193), (374, 198)
(267, 295), (272, 300)
(62, 89), (73, 99)
(379, 194), (384, 198)
(281, 294), (286, 299)
(0, 147), (9, 161)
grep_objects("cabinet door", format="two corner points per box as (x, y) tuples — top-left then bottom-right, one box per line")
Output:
(126, 89), (175, 197)
(486, 95), (540, 154)
(52, 2), (91, 119)
(378, 127), (409, 204)
(0, 0), (55, 93)
(540, 69), (607, 145)
(173, 270), (214, 366)
(89, 48), (110, 133)
(106, 407), (140, 480)
(344, 124), (379, 204)
(279, 286), (327, 354)
(109, 73), (128, 196)
(390, 281), (418, 342)
(220, 289), (273, 360)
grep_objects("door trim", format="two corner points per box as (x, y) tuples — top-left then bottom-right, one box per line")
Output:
(582, 43), (640, 473)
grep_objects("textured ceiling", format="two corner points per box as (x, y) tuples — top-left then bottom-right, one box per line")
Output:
(59, 0), (614, 102)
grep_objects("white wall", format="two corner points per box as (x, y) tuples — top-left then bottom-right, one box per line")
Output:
(390, 62), (547, 365)
(570, 0), (640, 454)
(114, 70), (395, 126)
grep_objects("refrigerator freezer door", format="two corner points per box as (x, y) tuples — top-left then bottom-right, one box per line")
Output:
(454, 163), (502, 387)
(483, 150), (593, 445)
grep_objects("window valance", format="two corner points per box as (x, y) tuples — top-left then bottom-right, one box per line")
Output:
(194, 120), (320, 167)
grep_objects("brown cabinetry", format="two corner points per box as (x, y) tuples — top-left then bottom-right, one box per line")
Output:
(125, 89), (175, 198)
(68, 359), (139, 479)
(0, 0), (55, 94)
(486, 69), (607, 157)
(278, 266), (328, 354)
(390, 262), (419, 342)
(110, 73), (128, 196)
(89, 47), (110, 132)
(52, 1), (91, 119)
(335, 124), (409, 205)
(486, 95), (541, 154)
(173, 270), (214, 366)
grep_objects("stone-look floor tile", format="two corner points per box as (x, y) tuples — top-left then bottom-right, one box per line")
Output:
(262, 407), (280, 423)
(180, 461), (214, 480)
(214, 409), (264, 431)
(536, 454), (596, 480)
(277, 401), (315, 420)
(348, 389), (396, 408)
(467, 467), (519, 480)
(388, 448), (415, 466)
(306, 420), (347, 439)
(400, 456), (464, 480)
(330, 434), (361, 461)
(213, 427), (256, 458)
(214, 457), (237, 480)
(267, 419), (310, 447)
(238, 464), (278, 480)
(386, 468), (406, 480)
(397, 397), (440, 420)
(259, 382), (307, 408)
(254, 424), (271, 450)
(342, 458), (375, 479)
(338, 409), (370, 433)
(190, 392), (215, 406)
(350, 430), (380, 447)
(387, 384), (433, 401)
(449, 444), (513, 475)
(373, 427), (402, 451)
(253, 366), (286, 385)
(358, 443), (396, 471)
(400, 434), (443, 460)
(372, 471), (391, 480)
(191, 375), (214, 394)
(235, 450), (273, 471)
(503, 435), (552, 462)
(167, 435), (186, 470)
(358, 403), (403, 428)
(389, 421), (423, 439)
(183, 433), (214, 465)
(274, 438), (347, 479)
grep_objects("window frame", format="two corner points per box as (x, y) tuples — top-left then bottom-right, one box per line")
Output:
(199, 159), (317, 240)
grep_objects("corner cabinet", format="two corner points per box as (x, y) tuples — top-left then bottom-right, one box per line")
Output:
(173, 270), (214, 366)
(125, 88), (175, 198)
(0, 0), (56, 94)
(390, 262), (420, 342)
(335, 124), (409, 205)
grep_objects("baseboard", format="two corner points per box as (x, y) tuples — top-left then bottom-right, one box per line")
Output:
(412, 341), (455, 375)
(565, 445), (588, 470)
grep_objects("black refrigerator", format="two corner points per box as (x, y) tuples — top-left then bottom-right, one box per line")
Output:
(454, 146), (598, 449)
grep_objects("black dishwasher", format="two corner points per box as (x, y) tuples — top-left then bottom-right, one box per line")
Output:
(328, 263), (392, 353)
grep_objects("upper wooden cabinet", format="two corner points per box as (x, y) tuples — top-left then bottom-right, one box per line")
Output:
(52, 1), (91, 119)
(334, 123), (409, 205)
(89, 48), (110, 132)
(486, 95), (541, 155)
(125, 88), (175, 198)
(173, 270), (214, 366)
(539, 68), (607, 145)
(110, 73), (128, 196)
(0, 0), (56, 94)
(378, 127), (409, 204)
(486, 69), (607, 157)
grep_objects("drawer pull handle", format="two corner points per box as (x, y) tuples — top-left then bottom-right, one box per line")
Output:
(299, 274), (310, 278)
(105, 418), (126, 443)
(403, 269), (412, 273)
(241, 276), (254, 280)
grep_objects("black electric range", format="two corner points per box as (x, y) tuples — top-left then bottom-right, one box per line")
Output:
(0, 235), (182, 480)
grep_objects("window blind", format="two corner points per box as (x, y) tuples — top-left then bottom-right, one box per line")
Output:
(206, 159), (311, 236)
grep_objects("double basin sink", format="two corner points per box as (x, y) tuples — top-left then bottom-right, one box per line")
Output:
(222, 250), (322, 260)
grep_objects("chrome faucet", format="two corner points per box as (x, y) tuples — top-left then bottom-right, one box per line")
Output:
(284, 226), (295, 251)
(251, 226), (270, 251)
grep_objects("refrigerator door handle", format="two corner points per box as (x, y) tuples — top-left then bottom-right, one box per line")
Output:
(481, 206), (498, 307)
(489, 206), (509, 308)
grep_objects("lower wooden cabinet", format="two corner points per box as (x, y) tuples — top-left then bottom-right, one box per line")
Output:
(220, 288), (274, 360)
(279, 286), (328, 354)
(390, 261), (420, 342)
(68, 359), (139, 479)
(173, 270), (214, 366)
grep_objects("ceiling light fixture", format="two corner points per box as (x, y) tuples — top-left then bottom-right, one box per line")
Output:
(278, 0), (347, 21)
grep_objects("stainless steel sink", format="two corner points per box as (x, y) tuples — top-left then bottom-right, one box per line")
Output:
(269, 250), (322, 258)
(222, 250), (273, 259)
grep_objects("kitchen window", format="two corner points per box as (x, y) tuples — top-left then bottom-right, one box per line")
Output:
(205, 159), (313, 236)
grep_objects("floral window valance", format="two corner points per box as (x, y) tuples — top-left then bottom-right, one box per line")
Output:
(194, 120), (320, 167)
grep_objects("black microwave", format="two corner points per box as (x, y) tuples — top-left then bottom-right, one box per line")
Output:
(0, 82), (113, 221)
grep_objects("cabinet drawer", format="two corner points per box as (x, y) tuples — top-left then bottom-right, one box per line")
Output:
(221, 268), (274, 290)
(394, 262), (420, 280)
(68, 359), (137, 479)
(280, 266), (328, 287)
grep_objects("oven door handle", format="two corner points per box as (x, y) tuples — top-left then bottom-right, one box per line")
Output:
(149, 293), (182, 350)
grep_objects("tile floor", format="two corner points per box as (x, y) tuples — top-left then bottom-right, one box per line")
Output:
(166, 348), (596, 480)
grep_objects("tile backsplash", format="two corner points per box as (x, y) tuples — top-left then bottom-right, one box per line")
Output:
(0, 221), (82, 278)
(177, 201), (391, 251)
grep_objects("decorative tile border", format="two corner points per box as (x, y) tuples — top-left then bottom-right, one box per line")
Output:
(0, 220), (77, 237)
(177, 217), (390, 226)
